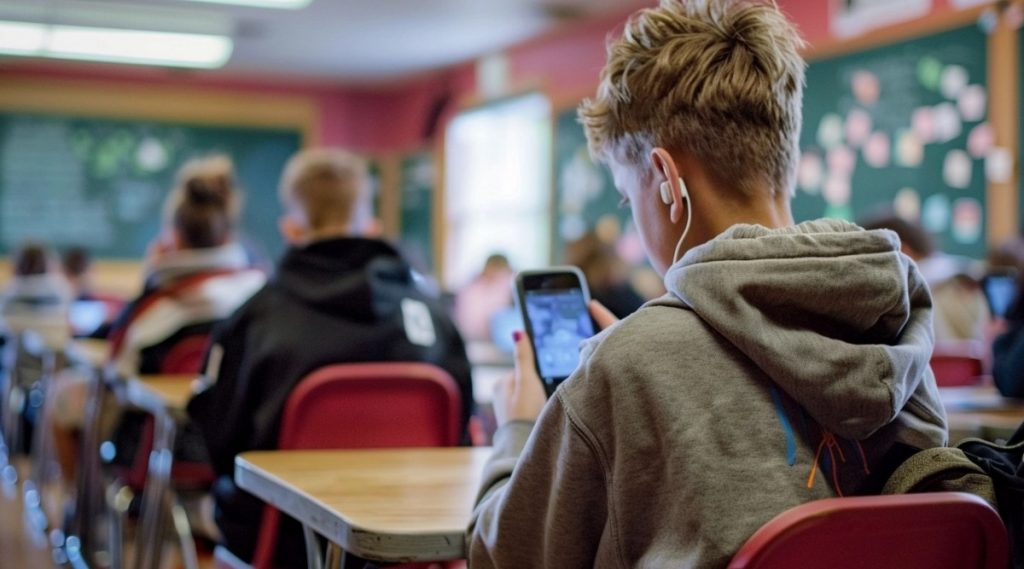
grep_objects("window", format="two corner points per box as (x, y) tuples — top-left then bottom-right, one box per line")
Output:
(443, 93), (552, 289)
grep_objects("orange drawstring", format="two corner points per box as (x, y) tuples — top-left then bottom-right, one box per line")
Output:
(806, 430), (850, 497)
(855, 440), (871, 475)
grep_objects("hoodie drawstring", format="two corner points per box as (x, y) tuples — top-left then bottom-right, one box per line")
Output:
(769, 385), (797, 466)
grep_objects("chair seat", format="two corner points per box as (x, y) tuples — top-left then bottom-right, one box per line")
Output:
(728, 492), (1007, 569)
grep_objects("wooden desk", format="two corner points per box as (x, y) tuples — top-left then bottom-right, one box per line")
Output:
(124, 375), (195, 415)
(941, 385), (1024, 442)
(68, 339), (109, 369)
(123, 374), (197, 569)
(236, 448), (490, 564)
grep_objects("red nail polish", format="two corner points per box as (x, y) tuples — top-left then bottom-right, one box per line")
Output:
(512, 331), (522, 342)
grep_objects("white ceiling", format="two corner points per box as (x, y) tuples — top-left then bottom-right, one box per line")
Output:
(0, 0), (646, 81)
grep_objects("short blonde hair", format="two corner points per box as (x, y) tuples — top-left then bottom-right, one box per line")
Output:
(279, 148), (368, 230)
(580, 0), (806, 197)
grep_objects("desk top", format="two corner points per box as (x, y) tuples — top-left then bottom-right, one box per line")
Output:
(69, 339), (110, 368)
(124, 375), (196, 415)
(236, 447), (490, 562)
(940, 385), (1024, 437)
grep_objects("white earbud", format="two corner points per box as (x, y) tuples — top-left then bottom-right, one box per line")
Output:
(660, 181), (673, 205)
(660, 177), (689, 205)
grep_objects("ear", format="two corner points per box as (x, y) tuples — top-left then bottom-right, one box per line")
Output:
(278, 215), (308, 246)
(650, 148), (685, 224)
(362, 217), (382, 238)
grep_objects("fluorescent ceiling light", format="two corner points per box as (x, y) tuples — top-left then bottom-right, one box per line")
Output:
(0, 20), (233, 69)
(182, 0), (312, 9)
(0, 21), (45, 54)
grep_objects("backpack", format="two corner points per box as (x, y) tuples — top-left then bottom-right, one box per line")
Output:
(959, 423), (1024, 569)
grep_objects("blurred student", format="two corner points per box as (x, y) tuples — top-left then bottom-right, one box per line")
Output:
(61, 246), (94, 301)
(986, 235), (1024, 397)
(454, 253), (514, 341)
(187, 148), (473, 568)
(50, 156), (265, 485)
(566, 231), (646, 319)
(107, 155), (265, 376)
(1, 242), (72, 348)
(469, 2), (946, 567)
(860, 214), (987, 343)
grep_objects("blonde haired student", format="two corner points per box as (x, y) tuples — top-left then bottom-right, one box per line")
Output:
(188, 148), (473, 568)
(469, 2), (947, 567)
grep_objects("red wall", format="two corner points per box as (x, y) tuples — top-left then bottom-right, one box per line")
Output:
(0, 60), (362, 146)
(0, 0), (990, 153)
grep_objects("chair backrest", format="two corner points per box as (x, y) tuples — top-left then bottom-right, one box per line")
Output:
(728, 492), (1008, 569)
(932, 340), (986, 387)
(159, 334), (210, 375)
(251, 363), (463, 569)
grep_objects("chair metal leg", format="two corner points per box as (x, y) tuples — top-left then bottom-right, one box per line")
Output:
(170, 495), (200, 569)
(73, 370), (107, 567)
(106, 480), (133, 569)
(324, 543), (345, 569)
(133, 409), (178, 569)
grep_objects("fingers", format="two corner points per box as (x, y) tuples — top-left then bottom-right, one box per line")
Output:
(512, 330), (535, 373)
(589, 300), (620, 330)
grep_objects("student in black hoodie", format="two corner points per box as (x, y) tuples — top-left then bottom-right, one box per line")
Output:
(187, 148), (474, 568)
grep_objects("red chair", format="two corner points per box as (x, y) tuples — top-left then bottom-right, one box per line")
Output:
(246, 363), (463, 569)
(728, 492), (1007, 569)
(932, 341), (987, 387)
(161, 334), (212, 375)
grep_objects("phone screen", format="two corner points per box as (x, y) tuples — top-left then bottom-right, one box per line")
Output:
(983, 274), (1018, 318)
(517, 268), (595, 394)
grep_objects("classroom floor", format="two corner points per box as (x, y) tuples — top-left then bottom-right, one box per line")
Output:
(0, 460), (214, 569)
(0, 474), (58, 568)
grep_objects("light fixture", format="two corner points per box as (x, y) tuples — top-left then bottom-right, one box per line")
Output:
(0, 21), (45, 54)
(181, 0), (312, 9)
(0, 20), (233, 69)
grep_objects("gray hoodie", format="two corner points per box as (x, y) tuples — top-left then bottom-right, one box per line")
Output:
(468, 219), (947, 569)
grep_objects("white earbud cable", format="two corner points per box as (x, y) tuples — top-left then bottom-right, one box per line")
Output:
(672, 195), (692, 265)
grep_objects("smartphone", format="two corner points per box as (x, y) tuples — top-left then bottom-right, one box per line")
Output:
(515, 267), (596, 397)
(982, 271), (1019, 319)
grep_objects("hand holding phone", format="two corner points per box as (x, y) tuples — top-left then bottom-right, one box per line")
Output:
(492, 331), (548, 426)
(515, 267), (596, 397)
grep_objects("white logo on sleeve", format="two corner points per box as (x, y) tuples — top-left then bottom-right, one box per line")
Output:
(401, 298), (437, 347)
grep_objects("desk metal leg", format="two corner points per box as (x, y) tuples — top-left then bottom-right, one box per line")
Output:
(302, 524), (325, 569)
(133, 410), (177, 569)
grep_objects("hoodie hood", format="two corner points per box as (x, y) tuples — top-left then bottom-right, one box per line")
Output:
(662, 219), (936, 440)
(275, 237), (416, 322)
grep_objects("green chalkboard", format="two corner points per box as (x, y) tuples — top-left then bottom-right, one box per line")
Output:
(398, 151), (435, 272)
(0, 112), (302, 260)
(552, 107), (636, 262)
(796, 25), (989, 258)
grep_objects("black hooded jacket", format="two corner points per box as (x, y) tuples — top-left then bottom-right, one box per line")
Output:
(187, 237), (473, 566)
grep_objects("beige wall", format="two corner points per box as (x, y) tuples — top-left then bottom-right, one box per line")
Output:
(0, 259), (143, 299)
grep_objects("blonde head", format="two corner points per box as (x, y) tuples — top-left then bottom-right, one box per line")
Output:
(279, 148), (369, 232)
(580, 0), (806, 197)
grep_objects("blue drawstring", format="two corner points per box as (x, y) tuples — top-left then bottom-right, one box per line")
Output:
(769, 385), (797, 466)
